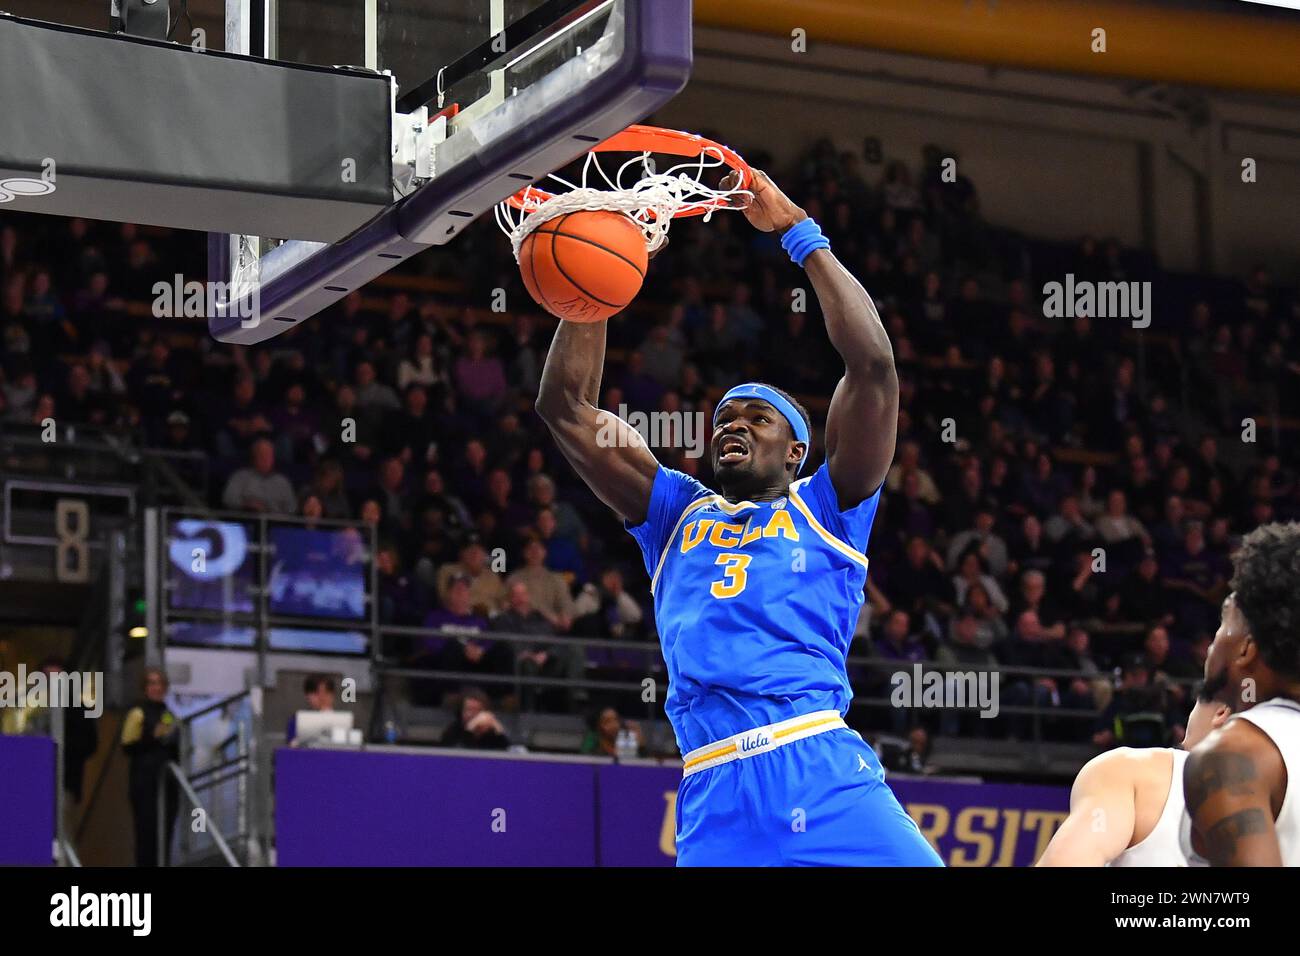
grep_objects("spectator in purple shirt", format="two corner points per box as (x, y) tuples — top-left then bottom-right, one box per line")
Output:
(617, 351), (663, 414)
(417, 569), (483, 668)
(453, 330), (507, 415)
(875, 610), (927, 665)
(419, 576), (510, 703)
(872, 610), (927, 733)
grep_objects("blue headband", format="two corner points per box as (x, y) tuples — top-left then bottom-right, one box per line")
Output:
(714, 383), (810, 474)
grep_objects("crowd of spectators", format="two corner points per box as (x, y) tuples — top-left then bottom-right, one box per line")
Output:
(3, 133), (1299, 749)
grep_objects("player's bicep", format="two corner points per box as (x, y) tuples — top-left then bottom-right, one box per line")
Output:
(1037, 753), (1135, 866)
(1037, 799), (1131, 867)
(542, 402), (658, 524)
(825, 371), (898, 509)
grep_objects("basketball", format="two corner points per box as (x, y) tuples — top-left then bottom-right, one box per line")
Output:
(519, 211), (648, 323)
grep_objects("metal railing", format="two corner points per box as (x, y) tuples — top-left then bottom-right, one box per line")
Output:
(368, 624), (664, 751)
(157, 687), (265, 866)
(367, 624), (1194, 750)
(159, 763), (241, 867)
(47, 705), (80, 867)
(0, 426), (209, 506)
(144, 502), (1196, 753)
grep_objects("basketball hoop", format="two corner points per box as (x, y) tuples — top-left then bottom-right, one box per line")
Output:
(496, 125), (753, 262)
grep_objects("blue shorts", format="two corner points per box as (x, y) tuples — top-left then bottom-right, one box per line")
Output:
(675, 728), (944, 867)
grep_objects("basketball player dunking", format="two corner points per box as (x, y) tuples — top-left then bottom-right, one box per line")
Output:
(535, 170), (941, 865)
(1037, 688), (1233, 866)
(1183, 522), (1300, 866)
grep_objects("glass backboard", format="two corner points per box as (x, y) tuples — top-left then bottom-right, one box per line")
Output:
(267, 0), (612, 113)
(210, 0), (689, 344)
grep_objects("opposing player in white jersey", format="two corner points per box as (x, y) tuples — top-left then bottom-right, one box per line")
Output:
(1037, 687), (1232, 866)
(1184, 522), (1300, 866)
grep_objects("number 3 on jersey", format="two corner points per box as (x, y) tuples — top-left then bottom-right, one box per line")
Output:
(710, 553), (752, 598)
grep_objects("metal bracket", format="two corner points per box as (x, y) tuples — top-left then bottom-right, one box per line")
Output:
(391, 103), (448, 198)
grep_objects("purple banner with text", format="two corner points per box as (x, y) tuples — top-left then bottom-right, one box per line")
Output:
(595, 765), (1069, 867)
(893, 776), (1069, 867)
(274, 748), (1068, 866)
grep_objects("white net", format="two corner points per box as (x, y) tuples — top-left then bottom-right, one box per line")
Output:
(496, 145), (751, 261)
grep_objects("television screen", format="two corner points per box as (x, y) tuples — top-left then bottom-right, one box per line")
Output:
(267, 526), (368, 621)
(167, 520), (256, 613)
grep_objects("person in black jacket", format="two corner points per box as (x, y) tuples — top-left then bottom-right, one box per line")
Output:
(41, 657), (99, 839)
(120, 668), (180, 867)
(438, 688), (510, 751)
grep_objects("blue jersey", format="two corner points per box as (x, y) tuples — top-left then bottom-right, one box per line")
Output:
(627, 462), (881, 754)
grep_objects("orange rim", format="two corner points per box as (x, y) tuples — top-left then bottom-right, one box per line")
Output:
(505, 124), (752, 218)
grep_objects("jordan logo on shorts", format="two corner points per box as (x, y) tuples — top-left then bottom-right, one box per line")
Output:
(856, 754), (869, 772)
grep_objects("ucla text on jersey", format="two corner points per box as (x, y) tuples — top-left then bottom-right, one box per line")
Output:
(626, 461), (881, 754)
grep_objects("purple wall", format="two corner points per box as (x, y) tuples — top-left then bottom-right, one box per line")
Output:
(276, 748), (1069, 866)
(0, 734), (55, 866)
(275, 748), (596, 866)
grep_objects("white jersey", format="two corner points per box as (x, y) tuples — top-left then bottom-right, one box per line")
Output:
(1111, 749), (1207, 867)
(1233, 697), (1300, 866)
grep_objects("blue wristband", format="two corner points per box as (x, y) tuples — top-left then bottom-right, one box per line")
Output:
(780, 217), (830, 267)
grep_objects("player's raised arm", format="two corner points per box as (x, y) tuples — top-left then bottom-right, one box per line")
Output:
(810, 247), (899, 508)
(1183, 719), (1285, 866)
(1036, 749), (1138, 866)
(534, 318), (658, 525)
(733, 171), (898, 508)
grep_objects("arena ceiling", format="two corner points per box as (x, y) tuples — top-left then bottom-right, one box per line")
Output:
(5, 0), (1300, 95)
